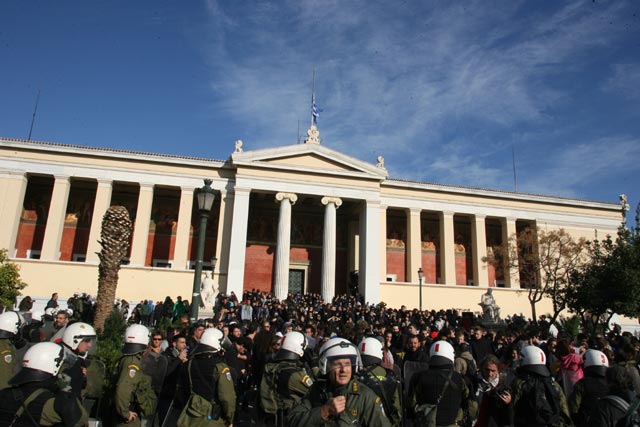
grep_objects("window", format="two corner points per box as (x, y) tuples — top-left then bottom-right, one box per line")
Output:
(27, 250), (41, 260)
(153, 259), (172, 268)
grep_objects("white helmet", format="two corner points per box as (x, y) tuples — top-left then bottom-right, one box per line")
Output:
(195, 328), (224, 354)
(276, 331), (307, 360)
(584, 349), (609, 368)
(0, 311), (22, 338)
(359, 337), (383, 366)
(9, 342), (64, 385)
(30, 309), (45, 324)
(429, 340), (455, 365)
(123, 324), (149, 354)
(318, 337), (362, 375)
(520, 345), (551, 376)
(44, 308), (57, 319)
(62, 322), (97, 352)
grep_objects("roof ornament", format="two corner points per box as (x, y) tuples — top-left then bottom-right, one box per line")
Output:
(376, 155), (386, 169)
(620, 193), (630, 219)
(304, 125), (321, 145)
(234, 139), (244, 153)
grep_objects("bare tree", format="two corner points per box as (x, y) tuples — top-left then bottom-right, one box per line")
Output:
(93, 206), (132, 332)
(486, 227), (588, 323)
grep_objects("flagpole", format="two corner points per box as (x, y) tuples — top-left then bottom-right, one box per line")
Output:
(311, 68), (316, 127)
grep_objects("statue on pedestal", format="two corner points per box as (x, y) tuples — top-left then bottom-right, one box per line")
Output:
(479, 288), (501, 323)
(200, 271), (218, 311)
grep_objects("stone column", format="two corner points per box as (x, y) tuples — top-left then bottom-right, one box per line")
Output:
(379, 205), (388, 281)
(129, 183), (154, 266)
(321, 196), (342, 302)
(471, 214), (489, 287)
(439, 211), (456, 285)
(215, 189), (233, 292)
(407, 208), (422, 282)
(359, 200), (382, 304)
(273, 192), (297, 301)
(0, 172), (28, 253)
(41, 175), (71, 261)
(171, 186), (194, 270)
(85, 179), (113, 263)
(226, 187), (251, 297)
(502, 217), (520, 288)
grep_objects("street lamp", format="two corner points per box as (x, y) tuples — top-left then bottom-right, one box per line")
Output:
(418, 267), (424, 312)
(190, 179), (215, 323)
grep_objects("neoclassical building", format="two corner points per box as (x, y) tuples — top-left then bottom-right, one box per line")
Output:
(0, 129), (622, 316)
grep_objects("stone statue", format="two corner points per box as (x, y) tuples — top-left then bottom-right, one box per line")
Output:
(200, 271), (218, 311)
(376, 155), (385, 169)
(479, 288), (501, 323)
(234, 139), (244, 153)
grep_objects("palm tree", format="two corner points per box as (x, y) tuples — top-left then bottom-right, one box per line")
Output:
(93, 205), (132, 332)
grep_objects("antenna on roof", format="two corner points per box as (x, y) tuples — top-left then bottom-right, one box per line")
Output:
(512, 145), (518, 192)
(28, 89), (41, 141)
(297, 120), (301, 144)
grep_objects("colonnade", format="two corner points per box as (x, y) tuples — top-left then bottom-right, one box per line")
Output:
(1, 172), (522, 306)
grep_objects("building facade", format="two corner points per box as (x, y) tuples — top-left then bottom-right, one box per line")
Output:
(0, 130), (622, 316)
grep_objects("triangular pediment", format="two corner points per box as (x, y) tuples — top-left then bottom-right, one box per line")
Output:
(231, 142), (388, 179)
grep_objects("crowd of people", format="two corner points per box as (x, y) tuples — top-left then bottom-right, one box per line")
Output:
(0, 288), (639, 427)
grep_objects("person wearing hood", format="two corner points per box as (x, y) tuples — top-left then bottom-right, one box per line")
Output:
(0, 341), (87, 426)
(407, 339), (475, 427)
(175, 327), (236, 427)
(511, 345), (572, 427)
(115, 324), (157, 427)
(260, 331), (313, 427)
(58, 321), (97, 400)
(568, 349), (611, 427)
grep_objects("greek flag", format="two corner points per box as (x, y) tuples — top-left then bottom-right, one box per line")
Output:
(312, 102), (321, 125)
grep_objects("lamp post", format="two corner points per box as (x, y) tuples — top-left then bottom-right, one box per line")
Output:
(190, 179), (215, 323)
(418, 267), (424, 312)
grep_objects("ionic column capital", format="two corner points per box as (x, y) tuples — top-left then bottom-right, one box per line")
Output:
(276, 192), (297, 205)
(321, 196), (342, 208)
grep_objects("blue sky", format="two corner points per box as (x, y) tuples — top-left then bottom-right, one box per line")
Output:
(1, 1), (639, 214)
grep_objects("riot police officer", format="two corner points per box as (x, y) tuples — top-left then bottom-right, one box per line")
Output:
(59, 321), (97, 399)
(0, 341), (88, 426)
(358, 337), (402, 427)
(115, 324), (157, 427)
(288, 337), (391, 427)
(175, 327), (236, 427)
(0, 311), (22, 389)
(407, 340), (475, 427)
(260, 330), (314, 426)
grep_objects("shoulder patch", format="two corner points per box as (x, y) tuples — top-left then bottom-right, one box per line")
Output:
(3, 353), (12, 364)
(301, 374), (313, 387)
(221, 367), (230, 374)
(352, 381), (359, 393)
(127, 364), (140, 378)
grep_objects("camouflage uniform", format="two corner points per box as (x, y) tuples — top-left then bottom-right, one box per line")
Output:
(511, 373), (571, 427)
(288, 378), (392, 427)
(115, 352), (157, 427)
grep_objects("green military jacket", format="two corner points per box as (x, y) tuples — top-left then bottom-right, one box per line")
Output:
(0, 338), (17, 390)
(260, 359), (314, 414)
(115, 352), (157, 427)
(511, 374), (572, 427)
(288, 378), (392, 427)
(358, 365), (402, 427)
(177, 358), (236, 427)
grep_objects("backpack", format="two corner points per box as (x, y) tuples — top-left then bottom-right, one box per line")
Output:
(517, 375), (567, 427)
(260, 362), (300, 415)
(600, 395), (640, 427)
(358, 367), (401, 424)
(414, 370), (453, 427)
